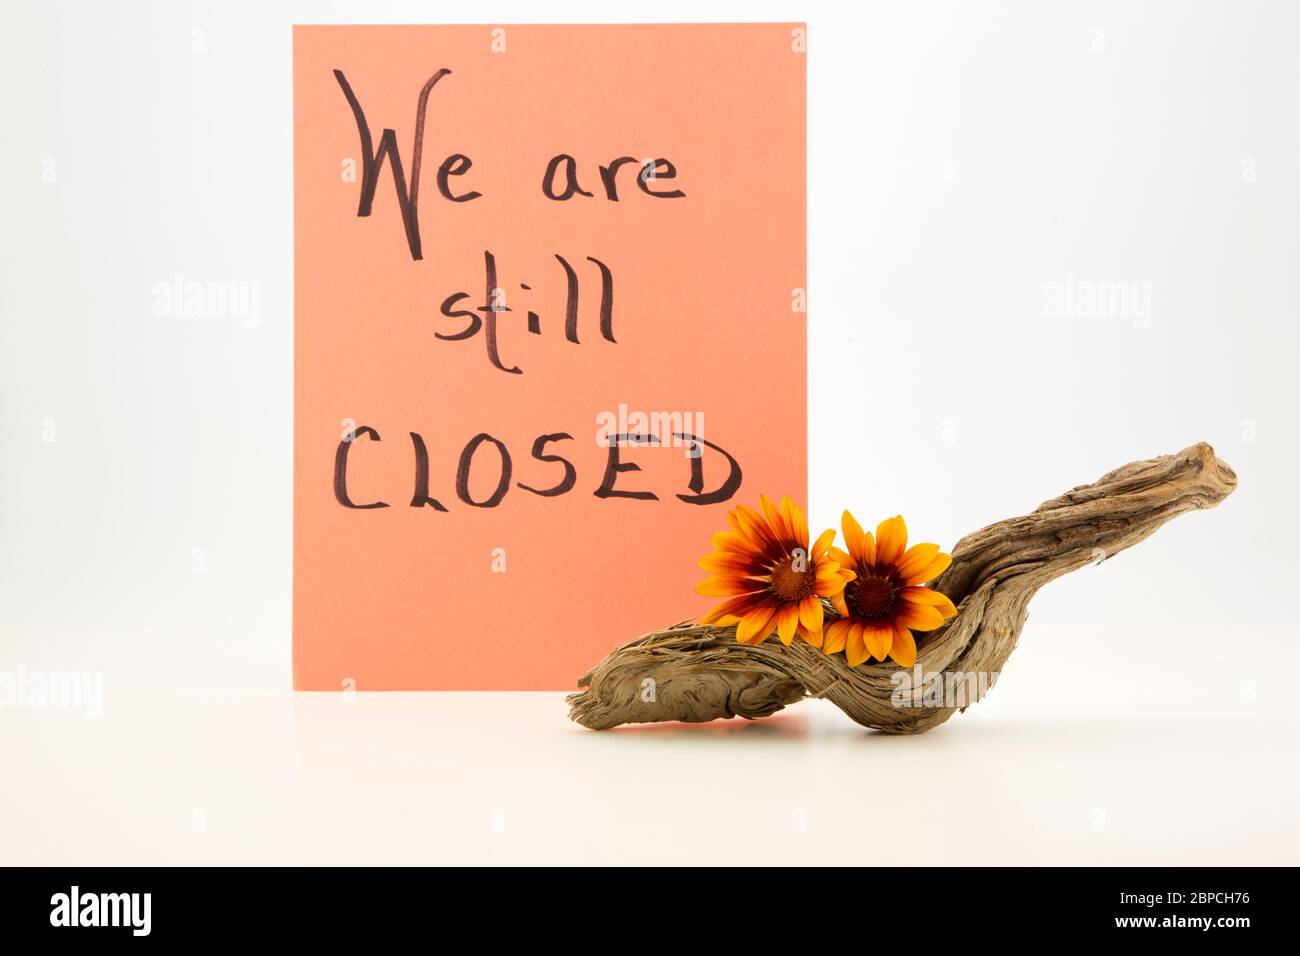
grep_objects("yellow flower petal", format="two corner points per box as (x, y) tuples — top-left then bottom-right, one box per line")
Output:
(826, 547), (856, 575)
(734, 505), (777, 550)
(864, 623), (893, 662)
(841, 510), (867, 564)
(698, 551), (762, 574)
(736, 605), (775, 644)
(759, 494), (786, 538)
(775, 604), (800, 646)
(816, 577), (849, 598)
(859, 533), (876, 567)
(900, 587), (958, 618)
(811, 527), (836, 556)
(711, 531), (764, 557)
(895, 602), (947, 632)
(896, 543), (940, 582)
(782, 495), (809, 546)
(798, 621), (823, 649)
(701, 592), (765, 625)
(823, 619), (850, 654)
(904, 552), (952, 586)
(889, 624), (917, 667)
(875, 515), (907, 566)
(814, 562), (842, 584)
(798, 595), (824, 634)
(695, 575), (762, 597)
(845, 624), (869, 666)
(815, 562), (852, 596)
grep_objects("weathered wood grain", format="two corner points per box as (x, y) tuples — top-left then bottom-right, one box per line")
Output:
(567, 443), (1237, 733)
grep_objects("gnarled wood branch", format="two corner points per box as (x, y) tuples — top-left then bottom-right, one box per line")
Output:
(567, 442), (1237, 733)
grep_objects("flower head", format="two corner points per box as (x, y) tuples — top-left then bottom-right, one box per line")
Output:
(823, 513), (958, 667)
(697, 496), (855, 646)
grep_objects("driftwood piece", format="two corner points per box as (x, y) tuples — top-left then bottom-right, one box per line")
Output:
(567, 443), (1237, 733)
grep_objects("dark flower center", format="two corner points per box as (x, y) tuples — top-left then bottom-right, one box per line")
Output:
(769, 556), (815, 601)
(848, 573), (897, 618)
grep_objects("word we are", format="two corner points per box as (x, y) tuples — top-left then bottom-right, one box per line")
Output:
(334, 69), (685, 262)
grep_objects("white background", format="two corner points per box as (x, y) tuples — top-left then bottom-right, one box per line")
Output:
(2, 0), (1297, 864)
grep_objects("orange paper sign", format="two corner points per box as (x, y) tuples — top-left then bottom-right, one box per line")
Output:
(293, 24), (807, 689)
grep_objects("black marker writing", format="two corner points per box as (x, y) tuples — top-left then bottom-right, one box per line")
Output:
(334, 67), (475, 262)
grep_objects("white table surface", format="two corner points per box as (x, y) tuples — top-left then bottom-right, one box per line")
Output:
(6, 688), (1296, 866)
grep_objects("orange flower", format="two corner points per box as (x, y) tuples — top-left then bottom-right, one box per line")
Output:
(697, 496), (855, 646)
(823, 513), (958, 668)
